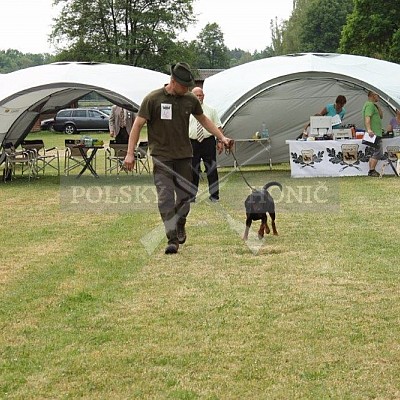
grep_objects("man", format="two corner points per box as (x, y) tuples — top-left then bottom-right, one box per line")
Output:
(123, 62), (232, 255)
(109, 105), (136, 144)
(362, 91), (383, 177)
(189, 87), (224, 202)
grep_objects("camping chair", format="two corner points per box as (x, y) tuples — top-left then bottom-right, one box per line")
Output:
(22, 139), (60, 175)
(64, 139), (96, 176)
(104, 141), (132, 176)
(3, 142), (37, 182)
(134, 141), (150, 174)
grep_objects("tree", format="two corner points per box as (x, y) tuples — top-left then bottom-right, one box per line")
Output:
(280, 0), (353, 54)
(300, 0), (353, 53)
(340, 0), (400, 62)
(0, 49), (54, 73)
(51, 0), (196, 70)
(193, 23), (229, 69)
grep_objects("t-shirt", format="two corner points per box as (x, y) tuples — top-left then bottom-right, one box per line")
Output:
(326, 103), (346, 128)
(139, 86), (203, 159)
(362, 101), (382, 136)
(389, 117), (400, 130)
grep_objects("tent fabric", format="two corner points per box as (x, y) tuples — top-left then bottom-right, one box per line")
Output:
(203, 53), (400, 166)
(0, 62), (169, 149)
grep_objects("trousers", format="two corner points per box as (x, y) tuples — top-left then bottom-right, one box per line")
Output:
(190, 136), (219, 199)
(153, 157), (195, 245)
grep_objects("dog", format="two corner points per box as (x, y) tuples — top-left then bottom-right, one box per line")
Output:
(243, 181), (282, 241)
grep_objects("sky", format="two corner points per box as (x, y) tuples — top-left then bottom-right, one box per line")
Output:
(0, 0), (294, 55)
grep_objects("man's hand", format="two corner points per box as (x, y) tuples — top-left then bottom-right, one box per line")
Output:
(123, 153), (135, 171)
(110, 131), (115, 138)
(216, 141), (224, 155)
(221, 136), (234, 152)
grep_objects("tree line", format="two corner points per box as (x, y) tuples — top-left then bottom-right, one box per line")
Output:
(1, 0), (398, 74)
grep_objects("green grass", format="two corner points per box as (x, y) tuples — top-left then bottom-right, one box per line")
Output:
(1, 132), (400, 399)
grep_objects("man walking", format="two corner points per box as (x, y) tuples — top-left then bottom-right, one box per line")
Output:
(189, 87), (224, 202)
(362, 91), (383, 177)
(123, 63), (232, 254)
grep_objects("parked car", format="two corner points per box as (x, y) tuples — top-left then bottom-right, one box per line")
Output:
(40, 118), (55, 131)
(94, 106), (112, 115)
(53, 108), (110, 134)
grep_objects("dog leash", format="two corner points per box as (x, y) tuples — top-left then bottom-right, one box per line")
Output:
(224, 144), (257, 192)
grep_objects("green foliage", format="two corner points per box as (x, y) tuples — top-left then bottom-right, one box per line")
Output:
(280, 0), (353, 54)
(300, 0), (354, 52)
(51, 0), (196, 71)
(193, 23), (230, 68)
(0, 49), (54, 73)
(340, 0), (400, 62)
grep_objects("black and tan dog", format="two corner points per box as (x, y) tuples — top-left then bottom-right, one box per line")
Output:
(243, 181), (282, 241)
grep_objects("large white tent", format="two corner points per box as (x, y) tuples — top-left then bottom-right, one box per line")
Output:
(204, 53), (400, 166)
(0, 62), (169, 154)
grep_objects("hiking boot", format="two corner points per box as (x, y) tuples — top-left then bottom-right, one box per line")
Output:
(177, 224), (187, 244)
(165, 243), (179, 254)
(368, 169), (380, 177)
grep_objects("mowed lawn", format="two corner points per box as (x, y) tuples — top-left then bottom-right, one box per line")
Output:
(1, 131), (400, 399)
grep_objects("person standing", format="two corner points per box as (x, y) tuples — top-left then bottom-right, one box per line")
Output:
(189, 87), (224, 202)
(302, 95), (347, 137)
(109, 105), (136, 144)
(362, 91), (383, 177)
(123, 62), (232, 254)
(387, 108), (400, 132)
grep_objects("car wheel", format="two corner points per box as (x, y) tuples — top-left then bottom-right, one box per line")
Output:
(64, 124), (77, 135)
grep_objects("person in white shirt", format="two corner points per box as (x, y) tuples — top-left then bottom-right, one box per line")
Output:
(189, 87), (224, 202)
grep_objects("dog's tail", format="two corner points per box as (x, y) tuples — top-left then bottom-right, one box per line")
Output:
(263, 181), (282, 192)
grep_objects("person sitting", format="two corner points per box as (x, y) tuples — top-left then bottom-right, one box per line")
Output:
(301, 95), (347, 138)
(386, 108), (400, 132)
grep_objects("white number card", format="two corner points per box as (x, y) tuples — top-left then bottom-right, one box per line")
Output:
(161, 103), (172, 120)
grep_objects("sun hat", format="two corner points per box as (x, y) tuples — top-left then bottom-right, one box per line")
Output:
(170, 62), (195, 87)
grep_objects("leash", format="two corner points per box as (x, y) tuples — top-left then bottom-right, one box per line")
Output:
(224, 143), (257, 192)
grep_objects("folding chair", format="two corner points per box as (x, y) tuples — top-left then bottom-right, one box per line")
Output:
(105, 141), (131, 176)
(134, 141), (150, 174)
(64, 139), (96, 176)
(22, 139), (60, 175)
(3, 142), (37, 181)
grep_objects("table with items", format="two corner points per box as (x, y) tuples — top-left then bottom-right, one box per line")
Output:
(74, 144), (103, 178)
(286, 137), (400, 178)
(233, 138), (272, 170)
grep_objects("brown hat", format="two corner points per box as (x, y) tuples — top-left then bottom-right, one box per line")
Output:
(171, 62), (195, 87)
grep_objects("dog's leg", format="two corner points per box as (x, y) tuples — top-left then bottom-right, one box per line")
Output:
(258, 215), (267, 239)
(243, 216), (252, 240)
(269, 212), (278, 235)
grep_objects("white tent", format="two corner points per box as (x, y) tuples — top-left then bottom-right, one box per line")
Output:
(0, 62), (169, 152)
(203, 53), (400, 166)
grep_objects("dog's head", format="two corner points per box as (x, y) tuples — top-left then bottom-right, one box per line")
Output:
(245, 190), (271, 214)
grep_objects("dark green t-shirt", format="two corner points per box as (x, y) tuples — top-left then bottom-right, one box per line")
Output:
(139, 86), (203, 159)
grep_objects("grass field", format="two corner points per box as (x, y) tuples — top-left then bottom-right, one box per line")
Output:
(1, 131), (400, 399)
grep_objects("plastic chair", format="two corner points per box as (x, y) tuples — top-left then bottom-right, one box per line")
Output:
(22, 139), (60, 175)
(134, 141), (150, 174)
